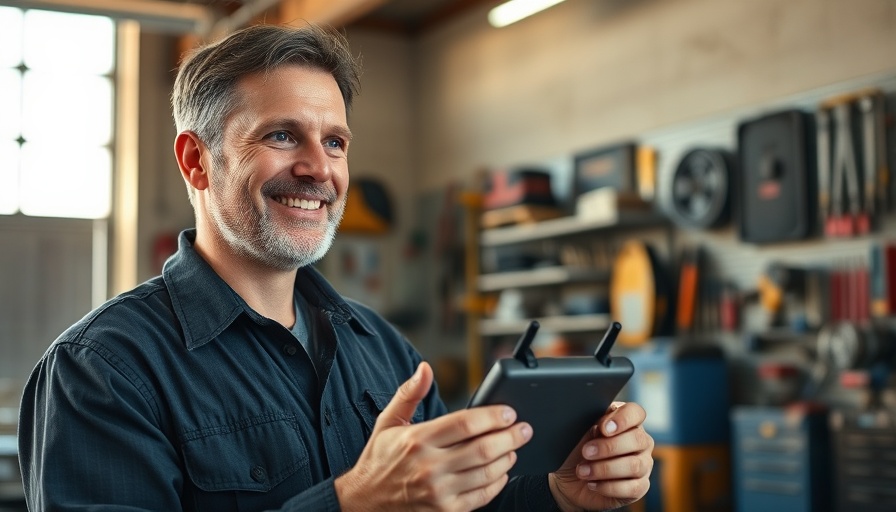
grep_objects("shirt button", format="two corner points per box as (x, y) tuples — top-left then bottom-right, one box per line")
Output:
(250, 465), (267, 483)
(283, 344), (298, 356)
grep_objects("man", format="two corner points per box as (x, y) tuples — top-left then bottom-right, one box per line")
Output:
(19, 23), (653, 511)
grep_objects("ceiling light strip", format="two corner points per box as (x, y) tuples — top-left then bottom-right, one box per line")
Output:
(488, 0), (566, 28)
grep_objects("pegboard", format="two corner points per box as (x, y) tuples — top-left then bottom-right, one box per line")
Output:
(633, 70), (896, 407)
(642, 69), (896, 295)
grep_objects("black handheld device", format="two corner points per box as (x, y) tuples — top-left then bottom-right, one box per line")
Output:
(467, 321), (633, 476)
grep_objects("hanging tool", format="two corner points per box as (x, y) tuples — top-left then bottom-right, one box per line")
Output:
(856, 257), (870, 325)
(817, 109), (832, 234)
(870, 242), (896, 318)
(829, 263), (842, 322)
(860, 95), (877, 230)
(820, 88), (885, 237)
(804, 270), (825, 330)
(676, 247), (701, 333)
(758, 263), (808, 328)
(831, 103), (864, 235)
(847, 259), (859, 323)
(875, 92), (890, 211)
(720, 282), (739, 332)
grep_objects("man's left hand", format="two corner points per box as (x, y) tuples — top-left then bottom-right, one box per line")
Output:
(548, 401), (654, 512)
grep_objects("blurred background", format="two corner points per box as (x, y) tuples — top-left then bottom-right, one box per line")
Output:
(1, 0), (895, 510)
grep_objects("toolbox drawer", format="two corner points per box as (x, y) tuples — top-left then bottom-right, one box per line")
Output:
(831, 409), (896, 512)
(732, 406), (830, 512)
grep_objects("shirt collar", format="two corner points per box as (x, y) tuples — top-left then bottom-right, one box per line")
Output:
(163, 229), (374, 350)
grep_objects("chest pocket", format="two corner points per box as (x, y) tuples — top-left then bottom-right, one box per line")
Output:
(181, 415), (312, 510)
(354, 389), (425, 438)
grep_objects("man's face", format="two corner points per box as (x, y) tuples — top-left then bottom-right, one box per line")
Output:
(203, 64), (351, 270)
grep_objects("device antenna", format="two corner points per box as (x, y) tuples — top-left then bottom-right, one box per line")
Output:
(594, 321), (622, 366)
(512, 320), (540, 368)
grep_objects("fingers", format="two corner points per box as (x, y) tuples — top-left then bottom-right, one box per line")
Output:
(399, 415), (525, 507)
(442, 421), (532, 473)
(374, 362), (433, 430)
(598, 401), (646, 437)
(343, 365), (527, 511)
(585, 473), (651, 499)
(423, 404), (520, 448)
(456, 471), (510, 511)
(446, 449), (522, 509)
(582, 422), (654, 462)
(576, 401), (653, 481)
(576, 440), (654, 481)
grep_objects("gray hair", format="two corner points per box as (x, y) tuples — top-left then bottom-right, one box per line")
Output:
(171, 24), (361, 199)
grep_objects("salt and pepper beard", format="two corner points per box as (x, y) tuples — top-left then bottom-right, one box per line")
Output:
(206, 152), (346, 271)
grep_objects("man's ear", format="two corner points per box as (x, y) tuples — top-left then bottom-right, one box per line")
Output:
(174, 131), (210, 191)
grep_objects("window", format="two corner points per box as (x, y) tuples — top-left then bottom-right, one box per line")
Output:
(0, 7), (116, 219)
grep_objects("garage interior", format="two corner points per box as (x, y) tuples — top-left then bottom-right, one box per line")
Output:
(1, 0), (895, 510)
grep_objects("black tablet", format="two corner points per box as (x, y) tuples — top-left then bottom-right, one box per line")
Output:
(467, 321), (633, 476)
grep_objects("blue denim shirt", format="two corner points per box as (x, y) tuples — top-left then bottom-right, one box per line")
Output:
(19, 229), (559, 511)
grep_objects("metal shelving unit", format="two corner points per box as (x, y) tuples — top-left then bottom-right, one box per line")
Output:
(464, 209), (670, 390)
(480, 211), (666, 247)
(480, 313), (612, 337)
(477, 266), (609, 292)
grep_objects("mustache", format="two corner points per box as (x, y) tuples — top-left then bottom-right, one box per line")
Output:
(260, 178), (338, 203)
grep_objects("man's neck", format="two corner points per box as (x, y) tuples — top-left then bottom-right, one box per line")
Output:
(192, 231), (298, 327)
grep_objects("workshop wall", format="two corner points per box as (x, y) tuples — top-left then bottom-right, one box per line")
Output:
(412, 0), (896, 192)
(365, 0), (896, 380)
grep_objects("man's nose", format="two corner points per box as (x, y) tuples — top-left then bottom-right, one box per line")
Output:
(291, 142), (332, 182)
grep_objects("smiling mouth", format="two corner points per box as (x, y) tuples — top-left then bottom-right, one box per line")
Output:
(273, 196), (324, 210)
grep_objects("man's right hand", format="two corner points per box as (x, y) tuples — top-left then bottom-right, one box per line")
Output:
(334, 362), (532, 512)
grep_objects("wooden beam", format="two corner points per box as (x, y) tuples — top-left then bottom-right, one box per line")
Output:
(279, 0), (389, 28)
(419, 0), (496, 32)
(111, 20), (141, 297)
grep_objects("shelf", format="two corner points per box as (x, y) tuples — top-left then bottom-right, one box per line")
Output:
(479, 211), (667, 247)
(479, 313), (611, 336)
(477, 266), (609, 292)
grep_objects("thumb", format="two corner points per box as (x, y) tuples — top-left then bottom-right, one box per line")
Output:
(375, 362), (433, 430)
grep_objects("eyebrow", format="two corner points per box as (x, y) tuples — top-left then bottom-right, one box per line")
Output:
(331, 125), (354, 142)
(258, 118), (353, 141)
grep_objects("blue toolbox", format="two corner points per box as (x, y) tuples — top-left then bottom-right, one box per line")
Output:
(627, 342), (732, 512)
(627, 342), (730, 445)
(731, 405), (831, 512)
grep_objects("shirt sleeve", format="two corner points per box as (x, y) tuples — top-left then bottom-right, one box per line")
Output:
(478, 474), (562, 512)
(274, 478), (341, 511)
(18, 339), (186, 511)
(19, 339), (350, 512)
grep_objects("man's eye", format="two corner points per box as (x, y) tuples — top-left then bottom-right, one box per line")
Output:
(324, 139), (344, 149)
(269, 131), (292, 142)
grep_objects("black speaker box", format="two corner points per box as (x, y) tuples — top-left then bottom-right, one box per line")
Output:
(737, 110), (816, 244)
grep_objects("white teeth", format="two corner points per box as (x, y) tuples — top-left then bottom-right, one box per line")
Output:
(275, 196), (322, 210)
